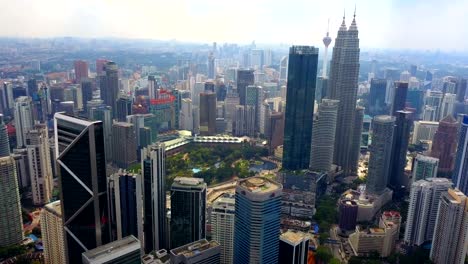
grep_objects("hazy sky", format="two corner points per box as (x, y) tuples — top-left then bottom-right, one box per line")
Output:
(1, 0), (467, 51)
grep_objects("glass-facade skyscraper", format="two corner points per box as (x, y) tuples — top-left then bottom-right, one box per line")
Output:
(54, 113), (110, 264)
(282, 46), (318, 170)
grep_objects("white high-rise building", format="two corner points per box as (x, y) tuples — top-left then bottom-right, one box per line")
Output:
(14, 96), (34, 148)
(404, 178), (452, 246)
(180, 98), (194, 131)
(439, 93), (456, 120)
(412, 121), (439, 144)
(211, 194), (235, 264)
(26, 124), (53, 205)
(412, 155), (439, 184)
(41, 200), (66, 264)
(279, 57), (288, 82)
(430, 189), (468, 264)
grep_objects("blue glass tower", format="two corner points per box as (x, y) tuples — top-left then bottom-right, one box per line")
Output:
(453, 115), (468, 193)
(233, 177), (282, 264)
(282, 46), (318, 170)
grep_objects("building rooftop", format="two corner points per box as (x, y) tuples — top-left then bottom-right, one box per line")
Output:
(44, 200), (62, 218)
(170, 239), (219, 258)
(238, 177), (281, 194)
(415, 154), (439, 163)
(172, 177), (206, 189)
(280, 230), (308, 245)
(82, 235), (140, 263)
(212, 193), (235, 211)
(112, 121), (133, 127)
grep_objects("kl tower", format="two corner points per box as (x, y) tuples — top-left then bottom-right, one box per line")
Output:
(322, 19), (332, 78)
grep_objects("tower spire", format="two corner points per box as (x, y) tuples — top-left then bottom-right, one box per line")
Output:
(340, 9), (347, 31)
(349, 4), (358, 30)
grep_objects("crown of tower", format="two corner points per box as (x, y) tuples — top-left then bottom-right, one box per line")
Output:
(349, 5), (358, 31)
(339, 10), (347, 31)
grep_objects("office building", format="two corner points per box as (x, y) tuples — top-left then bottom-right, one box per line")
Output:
(367, 79), (388, 116)
(283, 46), (318, 170)
(82, 235), (141, 264)
(0, 115), (23, 247)
(199, 92), (216, 136)
(89, 105), (113, 162)
(265, 111), (284, 153)
(329, 14), (361, 175)
(430, 189), (468, 264)
(26, 124), (53, 205)
(453, 115), (468, 194)
(116, 96), (133, 122)
(141, 143), (168, 252)
(233, 177), (282, 264)
(310, 99), (338, 172)
(425, 90), (443, 121)
(430, 115), (458, 174)
(14, 96), (34, 148)
(81, 79), (93, 112)
(339, 200), (358, 231)
(366, 116), (395, 195)
(391, 82), (408, 115)
(278, 231), (309, 264)
(170, 177), (207, 249)
(440, 93), (456, 120)
(211, 194), (235, 264)
(406, 89), (424, 117)
(41, 201), (66, 264)
(170, 239), (220, 264)
(112, 122), (137, 169)
(237, 69), (254, 106)
(233, 105), (255, 137)
(412, 121), (438, 144)
(389, 110), (412, 191)
(74, 60), (89, 83)
(54, 113), (110, 263)
(100, 62), (119, 115)
(404, 178), (452, 246)
(180, 98), (194, 131)
(412, 155), (439, 183)
(279, 56), (288, 82)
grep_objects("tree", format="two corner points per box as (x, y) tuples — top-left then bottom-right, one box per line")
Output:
(315, 246), (333, 263)
(330, 258), (341, 264)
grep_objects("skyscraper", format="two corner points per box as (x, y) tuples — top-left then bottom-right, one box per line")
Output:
(211, 193), (235, 264)
(233, 177), (282, 264)
(367, 79), (388, 116)
(453, 115), (468, 194)
(74, 60), (89, 83)
(310, 99), (338, 172)
(391, 82), (408, 115)
(112, 121), (137, 169)
(456, 78), (467, 102)
(54, 113), (110, 263)
(233, 105), (255, 137)
(430, 189), (468, 264)
(208, 52), (215, 79)
(430, 115), (458, 174)
(366, 115), (395, 195)
(282, 46), (318, 171)
(81, 79), (93, 113)
(440, 93), (456, 120)
(116, 96), (133, 122)
(412, 155), (439, 183)
(339, 200), (358, 231)
(199, 92), (216, 136)
(329, 13), (361, 175)
(236, 69), (254, 106)
(41, 200), (66, 264)
(279, 56), (288, 82)
(95, 59), (109, 76)
(141, 143), (167, 252)
(170, 177), (206, 249)
(14, 96), (34, 148)
(404, 178), (452, 246)
(0, 114), (23, 247)
(26, 124), (53, 205)
(278, 231), (309, 264)
(100, 62), (119, 116)
(388, 110), (412, 191)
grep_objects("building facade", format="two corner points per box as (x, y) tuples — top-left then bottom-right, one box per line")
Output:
(41, 200), (66, 264)
(430, 115), (458, 174)
(211, 194), (235, 264)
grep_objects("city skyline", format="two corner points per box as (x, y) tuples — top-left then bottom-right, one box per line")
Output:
(1, 0), (468, 51)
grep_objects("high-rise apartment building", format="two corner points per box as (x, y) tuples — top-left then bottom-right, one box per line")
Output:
(141, 143), (167, 252)
(453, 115), (468, 194)
(310, 99), (338, 172)
(236, 69), (254, 106)
(170, 177), (207, 249)
(54, 113), (110, 263)
(112, 122), (137, 169)
(14, 96), (34, 148)
(211, 194), (235, 264)
(26, 124), (53, 205)
(278, 231), (309, 264)
(430, 189), (468, 264)
(199, 92), (216, 136)
(412, 155), (439, 183)
(389, 110), (412, 191)
(430, 115), (458, 174)
(329, 14), (361, 175)
(41, 200), (66, 264)
(366, 115), (395, 195)
(74, 60), (89, 83)
(233, 177), (282, 264)
(283, 46), (318, 170)
(404, 178), (452, 246)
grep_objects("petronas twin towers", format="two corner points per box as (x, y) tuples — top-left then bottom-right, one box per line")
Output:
(327, 14), (361, 175)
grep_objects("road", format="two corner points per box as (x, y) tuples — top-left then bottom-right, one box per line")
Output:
(329, 225), (346, 263)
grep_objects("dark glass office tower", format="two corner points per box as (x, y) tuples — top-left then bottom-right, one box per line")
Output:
(391, 82), (409, 115)
(54, 113), (110, 264)
(141, 143), (167, 253)
(389, 110), (413, 191)
(81, 79), (93, 113)
(118, 174), (138, 238)
(170, 177), (206, 249)
(282, 46), (318, 171)
(100, 62), (119, 116)
(237, 69), (254, 105)
(367, 79), (388, 116)
(199, 92), (217, 136)
(406, 89), (424, 117)
(115, 96), (132, 122)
